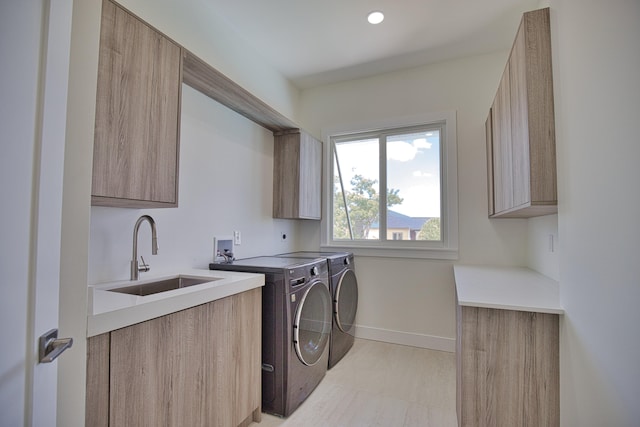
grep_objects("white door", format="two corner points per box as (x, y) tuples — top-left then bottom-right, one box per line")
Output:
(0, 1), (73, 426)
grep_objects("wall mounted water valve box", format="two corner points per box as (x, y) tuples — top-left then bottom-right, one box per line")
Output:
(213, 237), (234, 263)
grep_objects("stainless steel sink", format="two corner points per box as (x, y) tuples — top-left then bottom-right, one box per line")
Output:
(108, 276), (219, 296)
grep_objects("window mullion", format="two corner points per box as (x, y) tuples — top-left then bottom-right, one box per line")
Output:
(379, 135), (387, 241)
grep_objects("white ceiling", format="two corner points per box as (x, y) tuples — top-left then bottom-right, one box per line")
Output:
(203, 0), (542, 89)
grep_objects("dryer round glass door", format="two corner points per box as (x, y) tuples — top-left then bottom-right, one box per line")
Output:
(335, 269), (358, 333)
(293, 281), (332, 366)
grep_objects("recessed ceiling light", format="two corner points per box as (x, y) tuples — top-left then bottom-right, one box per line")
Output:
(367, 11), (384, 25)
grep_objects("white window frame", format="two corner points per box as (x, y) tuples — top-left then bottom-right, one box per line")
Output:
(320, 111), (458, 260)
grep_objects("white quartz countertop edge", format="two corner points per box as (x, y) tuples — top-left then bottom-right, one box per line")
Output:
(453, 265), (564, 315)
(87, 269), (264, 337)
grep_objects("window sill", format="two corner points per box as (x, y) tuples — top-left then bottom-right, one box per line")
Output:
(320, 244), (459, 260)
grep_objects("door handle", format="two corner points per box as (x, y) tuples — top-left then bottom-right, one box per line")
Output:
(39, 329), (73, 363)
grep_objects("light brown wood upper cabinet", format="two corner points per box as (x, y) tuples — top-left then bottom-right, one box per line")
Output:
(487, 7), (557, 218)
(92, 0), (182, 208)
(273, 130), (322, 220)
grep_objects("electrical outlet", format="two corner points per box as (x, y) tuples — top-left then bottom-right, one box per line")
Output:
(234, 230), (241, 245)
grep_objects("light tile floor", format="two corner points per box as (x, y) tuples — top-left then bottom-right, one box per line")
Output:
(251, 338), (457, 427)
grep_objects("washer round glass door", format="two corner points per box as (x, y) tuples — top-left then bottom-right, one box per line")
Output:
(335, 269), (358, 333)
(293, 280), (332, 366)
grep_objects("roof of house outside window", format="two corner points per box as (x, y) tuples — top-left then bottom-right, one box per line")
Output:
(371, 210), (431, 230)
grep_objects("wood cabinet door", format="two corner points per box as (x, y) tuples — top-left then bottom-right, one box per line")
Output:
(86, 334), (110, 427)
(92, 0), (182, 207)
(521, 8), (556, 206)
(108, 289), (261, 427)
(458, 305), (559, 427)
(485, 110), (495, 216)
(109, 301), (229, 427)
(232, 288), (262, 426)
(273, 131), (322, 220)
(299, 132), (322, 219)
(491, 64), (513, 214)
(509, 20), (532, 209)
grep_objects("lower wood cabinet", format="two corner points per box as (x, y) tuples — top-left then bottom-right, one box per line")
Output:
(86, 288), (261, 427)
(456, 302), (559, 427)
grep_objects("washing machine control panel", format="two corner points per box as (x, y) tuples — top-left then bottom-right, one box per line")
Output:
(289, 277), (306, 287)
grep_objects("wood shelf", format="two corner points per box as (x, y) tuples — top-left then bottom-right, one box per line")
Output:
(182, 50), (298, 133)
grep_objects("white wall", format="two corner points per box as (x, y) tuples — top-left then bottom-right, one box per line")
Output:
(88, 86), (299, 284)
(0, 2), (43, 425)
(527, 214), (559, 281)
(549, 0), (640, 425)
(299, 52), (531, 349)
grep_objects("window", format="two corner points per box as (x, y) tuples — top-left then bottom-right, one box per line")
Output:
(321, 112), (458, 259)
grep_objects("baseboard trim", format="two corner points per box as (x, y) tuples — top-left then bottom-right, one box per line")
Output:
(354, 325), (455, 353)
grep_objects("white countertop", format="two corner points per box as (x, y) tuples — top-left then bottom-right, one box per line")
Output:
(87, 269), (264, 337)
(453, 265), (563, 314)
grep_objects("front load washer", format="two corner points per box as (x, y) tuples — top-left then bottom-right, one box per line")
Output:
(277, 252), (358, 369)
(209, 256), (331, 417)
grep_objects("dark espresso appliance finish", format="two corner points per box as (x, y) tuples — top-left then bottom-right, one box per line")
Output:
(209, 256), (331, 417)
(277, 251), (358, 369)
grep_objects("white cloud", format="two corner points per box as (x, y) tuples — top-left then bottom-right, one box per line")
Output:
(392, 184), (441, 217)
(412, 170), (433, 177)
(387, 140), (416, 162)
(336, 140), (379, 182)
(412, 138), (432, 149)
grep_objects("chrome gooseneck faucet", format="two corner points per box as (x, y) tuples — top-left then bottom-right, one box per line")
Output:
(131, 215), (158, 280)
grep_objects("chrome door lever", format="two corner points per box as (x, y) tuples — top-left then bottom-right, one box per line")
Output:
(39, 328), (73, 363)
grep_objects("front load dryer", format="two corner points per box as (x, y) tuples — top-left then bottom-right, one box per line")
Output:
(210, 256), (331, 417)
(277, 251), (358, 369)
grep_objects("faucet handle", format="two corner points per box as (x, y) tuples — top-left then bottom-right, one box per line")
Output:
(138, 256), (151, 273)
